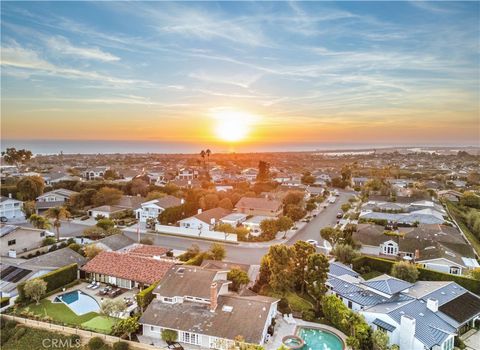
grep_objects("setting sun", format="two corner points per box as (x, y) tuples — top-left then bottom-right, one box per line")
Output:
(213, 109), (255, 142)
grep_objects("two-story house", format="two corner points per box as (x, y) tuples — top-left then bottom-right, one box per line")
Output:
(0, 195), (24, 222)
(84, 167), (109, 180)
(176, 168), (199, 180)
(135, 196), (184, 223)
(35, 189), (78, 212)
(140, 265), (278, 349)
(0, 225), (48, 257)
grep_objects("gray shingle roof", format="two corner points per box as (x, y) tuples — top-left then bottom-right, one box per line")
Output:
(361, 275), (413, 295)
(96, 233), (136, 251)
(329, 261), (359, 278)
(388, 299), (456, 349)
(372, 318), (396, 332)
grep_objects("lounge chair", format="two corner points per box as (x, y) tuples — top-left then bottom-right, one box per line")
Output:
(86, 281), (95, 289)
(91, 282), (100, 290)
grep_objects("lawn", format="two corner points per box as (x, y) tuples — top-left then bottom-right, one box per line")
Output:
(18, 299), (117, 334)
(262, 286), (313, 313)
(446, 201), (480, 256)
(361, 270), (383, 280)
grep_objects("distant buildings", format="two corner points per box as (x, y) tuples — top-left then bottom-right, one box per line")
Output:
(84, 167), (109, 180)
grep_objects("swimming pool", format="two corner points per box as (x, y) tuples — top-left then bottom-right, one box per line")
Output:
(297, 327), (344, 350)
(54, 290), (100, 315)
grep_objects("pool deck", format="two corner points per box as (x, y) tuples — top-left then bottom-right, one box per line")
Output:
(266, 316), (348, 350)
(48, 281), (139, 317)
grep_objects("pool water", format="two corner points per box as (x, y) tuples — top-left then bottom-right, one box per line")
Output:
(298, 328), (343, 350)
(54, 290), (100, 315)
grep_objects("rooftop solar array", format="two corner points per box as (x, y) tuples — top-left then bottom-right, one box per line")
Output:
(0, 264), (32, 283)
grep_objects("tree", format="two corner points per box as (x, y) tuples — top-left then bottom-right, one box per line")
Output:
(267, 245), (294, 294)
(331, 177), (348, 189)
(145, 191), (166, 201)
(1, 148), (32, 170)
(104, 169), (119, 180)
(305, 253), (329, 313)
(140, 237), (154, 245)
(209, 243), (226, 261)
(112, 316), (139, 340)
(158, 205), (184, 225)
(93, 187), (123, 206)
(22, 200), (36, 219)
(178, 244), (200, 261)
(227, 267), (250, 291)
(129, 179), (149, 197)
(256, 161), (270, 182)
(283, 191), (304, 207)
(292, 241), (315, 293)
(218, 197), (233, 210)
(200, 150), (206, 167)
(391, 261), (419, 283)
(215, 223), (236, 234)
(372, 329), (389, 350)
(276, 216), (294, 238)
(16, 176), (45, 201)
(100, 299), (126, 317)
(285, 204), (306, 221)
(332, 244), (359, 264)
(200, 193), (219, 210)
(161, 329), (178, 343)
(320, 227), (343, 247)
(260, 219), (279, 239)
(341, 203), (351, 213)
(45, 206), (70, 240)
(461, 192), (480, 209)
(96, 218), (115, 231)
(84, 244), (103, 260)
(83, 226), (107, 239)
(24, 279), (47, 305)
(301, 172), (315, 185)
(29, 214), (51, 230)
(469, 267), (480, 280)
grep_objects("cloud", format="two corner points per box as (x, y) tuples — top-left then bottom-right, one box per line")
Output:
(46, 36), (120, 62)
(409, 1), (453, 14)
(1, 41), (144, 86)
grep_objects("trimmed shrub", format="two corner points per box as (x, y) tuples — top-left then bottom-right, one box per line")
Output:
(88, 337), (105, 350)
(136, 282), (159, 311)
(0, 297), (10, 308)
(113, 341), (129, 350)
(17, 263), (78, 302)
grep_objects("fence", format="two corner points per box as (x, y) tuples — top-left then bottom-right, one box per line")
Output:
(155, 224), (238, 242)
(2, 314), (163, 350)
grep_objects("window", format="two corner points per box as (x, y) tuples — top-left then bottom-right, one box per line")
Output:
(40, 231), (45, 237)
(8, 239), (16, 246)
(449, 267), (460, 275)
(164, 297), (174, 303)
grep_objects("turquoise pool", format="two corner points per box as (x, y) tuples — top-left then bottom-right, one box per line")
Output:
(297, 327), (344, 350)
(54, 290), (100, 315)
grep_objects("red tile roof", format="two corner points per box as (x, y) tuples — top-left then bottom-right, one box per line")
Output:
(81, 251), (174, 284)
(127, 244), (171, 258)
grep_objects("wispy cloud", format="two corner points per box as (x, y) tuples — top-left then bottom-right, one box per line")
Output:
(46, 36), (120, 62)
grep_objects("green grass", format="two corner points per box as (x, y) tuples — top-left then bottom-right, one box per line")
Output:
(81, 315), (117, 333)
(361, 271), (383, 280)
(262, 286), (313, 313)
(2, 326), (80, 350)
(18, 300), (116, 334)
(446, 201), (480, 256)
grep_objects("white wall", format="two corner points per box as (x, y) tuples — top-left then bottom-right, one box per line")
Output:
(155, 224), (237, 242)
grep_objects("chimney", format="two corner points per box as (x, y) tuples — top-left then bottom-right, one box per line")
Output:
(8, 193), (12, 199)
(211, 218), (216, 226)
(210, 282), (218, 312)
(426, 298), (438, 313)
(400, 315), (416, 350)
(198, 208), (203, 214)
(414, 249), (420, 260)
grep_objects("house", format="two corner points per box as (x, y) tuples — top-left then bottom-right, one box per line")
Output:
(81, 249), (174, 289)
(215, 185), (233, 192)
(354, 224), (479, 275)
(438, 190), (462, 203)
(200, 260), (260, 288)
(241, 168), (258, 182)
(89, 195), (144, 218)
(359, 199), (447, 225)
(35, 188), (78, 212)
(235, 197), (283, 217)
(352, 177), (369, 187)
(43, 173), (81, 185)
(176, 168), (199, 180)
(140, 265), (278, 349)
(219, 213), (248, 227)
(327, 262), (480, 350)
(305, 186), (325, 198)
(0, 247), (86, 298)
(0, 225), (48, 257)
(0, 195), (24, 222)
(179, 208), (231, 233)
(84, 167), (109, 180)
(243, 215), (271, 236)
(135, 196), (184, 223)
(91, 233), (136, 252)
(169, 178), (202, 189)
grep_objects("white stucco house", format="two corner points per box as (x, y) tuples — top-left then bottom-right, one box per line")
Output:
(0, 195), (24, 222)
(135, 195), (184, 223)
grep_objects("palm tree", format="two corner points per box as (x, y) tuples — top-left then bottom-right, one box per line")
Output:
(29, 214), (51, 230)
(200, 150), (206, 167)
(45, 206), (70, 240)
(205, 149), (211, 167)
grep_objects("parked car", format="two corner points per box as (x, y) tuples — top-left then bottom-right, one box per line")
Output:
(336, 212), (343, 219)
(0, 216), (7, 223)
(306, 239), (319, 247)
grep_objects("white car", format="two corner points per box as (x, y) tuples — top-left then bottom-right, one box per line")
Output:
(306, 239), (319, 247)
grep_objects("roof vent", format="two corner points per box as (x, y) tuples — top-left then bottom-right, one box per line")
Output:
(222, 305), (233, 312)
(177, 268), (185, 274)
(419, 313), (424, 316)
(400, 311), (405, 314)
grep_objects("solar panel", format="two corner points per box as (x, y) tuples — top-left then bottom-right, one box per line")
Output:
(9, 269), (32, 283)
(1, 266), (32, 283)
(0, 266), (17, 279)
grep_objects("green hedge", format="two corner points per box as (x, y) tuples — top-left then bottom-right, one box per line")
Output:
(0, 297), (10, 308)
(136, 282), (159, 311)
(17, 264), (78, 302)
(352, 255), (480, 294)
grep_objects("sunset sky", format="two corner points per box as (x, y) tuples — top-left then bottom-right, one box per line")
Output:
(1, 1), (479, 151)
